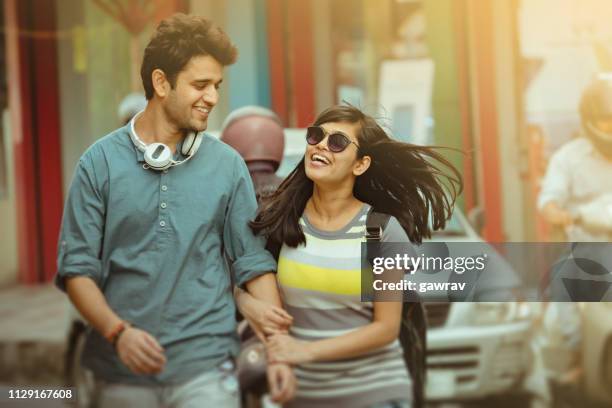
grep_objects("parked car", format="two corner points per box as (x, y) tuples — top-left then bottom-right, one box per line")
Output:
(424, 211), (534, 402)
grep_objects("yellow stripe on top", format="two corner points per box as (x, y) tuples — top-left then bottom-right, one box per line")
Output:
(277, 256), (362, 295)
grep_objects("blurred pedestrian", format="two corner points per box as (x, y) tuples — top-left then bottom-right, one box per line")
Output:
(55, 13), (294, 408)
(117, 92), (147, 125)
(221, 106), (285, 201)
(537, 74), (612, 406)
(220, 106), (294, 406)
(539, 74), (612, 241)
(240, 104), (462, 408)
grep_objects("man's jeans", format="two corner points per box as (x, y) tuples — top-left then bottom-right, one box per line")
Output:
(93, 361), (240, 408)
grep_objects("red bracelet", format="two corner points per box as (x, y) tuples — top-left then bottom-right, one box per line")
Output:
(105, 321), (127, 346)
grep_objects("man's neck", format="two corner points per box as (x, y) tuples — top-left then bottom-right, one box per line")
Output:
(133, 102), (184, 153)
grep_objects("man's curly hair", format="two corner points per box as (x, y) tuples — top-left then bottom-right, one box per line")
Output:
(141, 13), (238, 99)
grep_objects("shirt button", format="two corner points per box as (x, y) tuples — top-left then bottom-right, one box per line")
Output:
(161, 185), (168, 192)
(159, 221), (166, 227)
(161, 202), (167, 209)
(163, 169), (168, 174)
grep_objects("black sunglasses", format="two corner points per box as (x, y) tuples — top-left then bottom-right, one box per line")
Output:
(306, 126), (360, 153)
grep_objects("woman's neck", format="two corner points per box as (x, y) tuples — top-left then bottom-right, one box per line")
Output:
(134, 102), (184, 153)
(307, 184), (363, 227)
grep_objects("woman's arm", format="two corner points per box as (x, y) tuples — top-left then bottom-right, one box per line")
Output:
(234, 281), (293, 341)
(267, 299), (403, 364)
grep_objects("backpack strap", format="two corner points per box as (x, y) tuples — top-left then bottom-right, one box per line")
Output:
(367, 209), (427, 408)
(365, 208), (391, 243)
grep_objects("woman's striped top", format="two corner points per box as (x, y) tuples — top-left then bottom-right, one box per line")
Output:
(277, 203), (412, 408)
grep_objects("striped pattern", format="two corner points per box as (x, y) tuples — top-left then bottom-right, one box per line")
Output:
(278, 204), (411, 408)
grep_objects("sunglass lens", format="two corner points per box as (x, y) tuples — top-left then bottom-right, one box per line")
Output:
(306, 127), (324, 145)
(328, 133), (350, 152)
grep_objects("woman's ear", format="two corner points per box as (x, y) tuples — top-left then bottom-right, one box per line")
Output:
(353, 155), (371, 176)
(152, 69), (170, 98)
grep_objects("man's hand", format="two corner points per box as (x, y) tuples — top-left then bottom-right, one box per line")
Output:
(267, 334), (314, 365)
(267, 363), (296, 404)
(115, 327), (166, 375)
(542, 202), (574, 227)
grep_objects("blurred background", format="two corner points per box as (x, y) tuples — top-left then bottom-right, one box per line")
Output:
(0, 0), (611, 407)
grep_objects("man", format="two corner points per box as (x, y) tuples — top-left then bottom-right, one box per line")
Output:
(56, 14), (294, 408)
(537, 75), (612, 406)
(539, 75), (612, 241)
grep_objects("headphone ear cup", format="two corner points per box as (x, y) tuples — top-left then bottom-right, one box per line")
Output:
(144, 143), (173, 170)
(181, 133), (195, 156)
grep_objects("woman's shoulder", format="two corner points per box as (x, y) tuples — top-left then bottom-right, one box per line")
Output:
(382, 215), (409, 242)
(360, 206), (409, 242)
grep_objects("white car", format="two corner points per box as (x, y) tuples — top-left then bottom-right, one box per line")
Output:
(278, 129), (535, 403)
(424, 213), (534, 402)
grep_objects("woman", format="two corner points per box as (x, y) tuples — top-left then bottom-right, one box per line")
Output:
(238, 104), (462, 408)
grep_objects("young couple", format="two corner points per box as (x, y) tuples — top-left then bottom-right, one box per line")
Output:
(56, 13), (461, 408)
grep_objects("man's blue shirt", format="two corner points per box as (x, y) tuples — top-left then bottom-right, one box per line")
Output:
(56, 125), (276, 384)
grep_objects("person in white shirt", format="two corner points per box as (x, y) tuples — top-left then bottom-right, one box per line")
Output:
(538, 75), (612, 241)
(537, 75), (612, 406)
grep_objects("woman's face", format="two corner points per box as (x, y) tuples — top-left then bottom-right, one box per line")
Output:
(304, 121), (371, 186)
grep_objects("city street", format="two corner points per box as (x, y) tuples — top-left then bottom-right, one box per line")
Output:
(0, 286), (608, 408)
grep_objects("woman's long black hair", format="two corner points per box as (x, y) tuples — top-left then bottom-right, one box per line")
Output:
(250, 104), (463, 249)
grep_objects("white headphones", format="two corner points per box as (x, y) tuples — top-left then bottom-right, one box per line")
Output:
(129, 111), (203, 171)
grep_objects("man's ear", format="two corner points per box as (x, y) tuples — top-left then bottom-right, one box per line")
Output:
(353, 155), (371, 176)
(152, 69), (170, 98)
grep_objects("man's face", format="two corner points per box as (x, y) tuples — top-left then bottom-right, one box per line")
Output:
(162, 54), (223, 133)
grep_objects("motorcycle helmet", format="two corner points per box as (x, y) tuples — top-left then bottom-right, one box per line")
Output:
(580, 74), (612, 159)
(220, 106), (285, 171)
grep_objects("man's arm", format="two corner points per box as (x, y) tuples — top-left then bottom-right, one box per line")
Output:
(541, 201), (573, 227)
(538, 146), (572, 226)
(223, 157), (279, 292)
(66, 277), (166, 374)
(243, 274), (296, 404)
(57, 155), (165, 375)
(235, 277), (292, 340)
(66, 276), (122, 338)
(223, 158), (296, 402)
(224, 159), (292, 333)
(244, 273), (282, 307)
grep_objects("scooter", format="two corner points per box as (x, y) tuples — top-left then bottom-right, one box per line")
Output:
(539, 193), (612, 408)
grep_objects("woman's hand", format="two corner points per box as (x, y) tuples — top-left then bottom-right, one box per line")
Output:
(267, 363), (297, 403)
(235, 288), (293, 341)
(267, 334), (315, 365)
